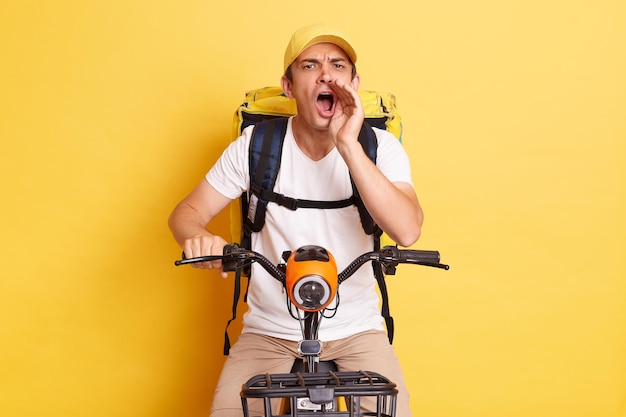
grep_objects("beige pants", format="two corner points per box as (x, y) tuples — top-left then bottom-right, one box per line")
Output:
(210, 329), (411, 417)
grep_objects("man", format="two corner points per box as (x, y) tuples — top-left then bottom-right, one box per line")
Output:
(169, 23), (423, 417)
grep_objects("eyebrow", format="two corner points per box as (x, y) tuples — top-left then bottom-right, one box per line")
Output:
(299, 57), (348, 65)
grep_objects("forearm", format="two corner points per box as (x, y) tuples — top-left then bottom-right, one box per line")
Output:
(168, 202), (214, 247)
(329, 80), (422, 245)
(339, 141), (423, 247)
(168, 199), (229, 274)
(167, 180), (232, 261)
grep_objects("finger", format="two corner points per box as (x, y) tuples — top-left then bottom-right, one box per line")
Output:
(183, 236), (221, 270)
(182, 240), (196, 259)
(331, 80), (355, 107)
(334, 79), (360, 103)
(194, 258), (223, 270)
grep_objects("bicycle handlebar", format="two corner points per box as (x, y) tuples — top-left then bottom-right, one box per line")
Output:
(175, 244), (449, 284)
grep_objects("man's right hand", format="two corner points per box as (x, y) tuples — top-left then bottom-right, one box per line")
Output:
(182, 234), (229, 277)
(169, 179), (235, 278)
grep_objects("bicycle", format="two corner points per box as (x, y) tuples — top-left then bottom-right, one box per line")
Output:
(176, 244), (449, 417)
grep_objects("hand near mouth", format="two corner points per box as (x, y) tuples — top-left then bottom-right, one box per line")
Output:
(328, 78), (365, 154)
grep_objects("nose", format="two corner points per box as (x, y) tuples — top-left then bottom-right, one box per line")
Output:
(319, 66), (332, 83)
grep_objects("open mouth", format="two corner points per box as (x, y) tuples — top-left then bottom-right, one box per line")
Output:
(317, 93), (335, 114)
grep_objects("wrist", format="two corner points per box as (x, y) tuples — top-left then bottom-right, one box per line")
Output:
(336, 137), (365, 163)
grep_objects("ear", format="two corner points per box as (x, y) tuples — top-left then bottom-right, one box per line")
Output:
(351, 73), (360, 92)
(281, 75), (294, 99)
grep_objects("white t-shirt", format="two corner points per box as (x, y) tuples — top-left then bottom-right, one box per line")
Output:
(207, 117), (413, 341)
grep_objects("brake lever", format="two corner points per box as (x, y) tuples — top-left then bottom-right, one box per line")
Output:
(411, 261), (450, 270)
(174, 244), (245, 268)
(174, 253), (225, 266)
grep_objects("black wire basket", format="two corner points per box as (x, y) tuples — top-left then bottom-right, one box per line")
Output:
(241, 370), (398, 417)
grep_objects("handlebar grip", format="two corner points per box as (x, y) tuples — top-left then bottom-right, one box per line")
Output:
(398, 249), (441, 263)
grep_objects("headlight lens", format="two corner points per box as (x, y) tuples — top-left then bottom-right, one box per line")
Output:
(292, 275), (330, 310)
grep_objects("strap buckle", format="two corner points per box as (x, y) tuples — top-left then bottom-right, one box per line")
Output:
(275, 193), (298, 210)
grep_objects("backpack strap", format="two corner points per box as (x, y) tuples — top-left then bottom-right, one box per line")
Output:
(353, 120), (379, 236)
(354, 123), (393, 343)
(224, 119), (288, 355)
(223, 267), (243, 355)
(373, 240), (394, 344)
(245, 117), (290, 235)
(244, 118), (381, 235)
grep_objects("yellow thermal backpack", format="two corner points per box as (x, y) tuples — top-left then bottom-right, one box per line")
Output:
(230, 86), (402, 249)
(223, 87), (403, 354)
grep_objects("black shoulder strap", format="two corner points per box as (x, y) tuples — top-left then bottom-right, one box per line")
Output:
(354, 125), (392, 342)
(245, 118), (290, 236)
(373, 245), (394, 344)
(353, 121), (378, 235)
(223, 267), (243, 355)
(224, 118), (288, 355)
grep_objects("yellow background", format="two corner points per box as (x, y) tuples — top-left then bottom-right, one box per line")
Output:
(1, 1), (624, 416)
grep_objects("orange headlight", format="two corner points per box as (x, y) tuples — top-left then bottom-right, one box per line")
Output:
(285, 245), (338, 312)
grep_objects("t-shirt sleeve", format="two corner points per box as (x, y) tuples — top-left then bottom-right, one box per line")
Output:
(374, 128), (414, 185)
(205, 126), (252, 199)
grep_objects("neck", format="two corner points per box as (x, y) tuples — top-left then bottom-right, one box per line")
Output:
(292, 116), (335, 161)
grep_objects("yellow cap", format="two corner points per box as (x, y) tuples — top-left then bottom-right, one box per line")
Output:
(283, 23), (357, 72)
